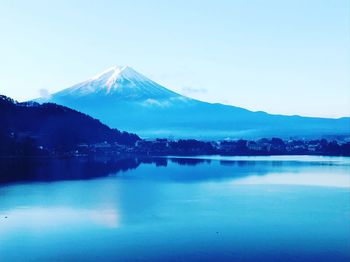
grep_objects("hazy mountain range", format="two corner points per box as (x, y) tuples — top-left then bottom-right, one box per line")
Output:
(36, 66), (350, 139)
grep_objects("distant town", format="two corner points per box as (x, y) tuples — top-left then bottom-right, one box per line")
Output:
(21, 137), (350, 158)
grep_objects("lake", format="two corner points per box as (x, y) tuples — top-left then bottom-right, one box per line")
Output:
(0, 155), (349, 261)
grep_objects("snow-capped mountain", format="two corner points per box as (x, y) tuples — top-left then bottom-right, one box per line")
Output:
(53, 66), (180, 100)
(38, 66), (350, 139)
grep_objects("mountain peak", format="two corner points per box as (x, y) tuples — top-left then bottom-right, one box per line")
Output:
(90, 65), (142, 87)
(91, 65), (131, 78)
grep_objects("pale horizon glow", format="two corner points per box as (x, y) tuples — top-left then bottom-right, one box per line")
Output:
(0, 0), (349, 118)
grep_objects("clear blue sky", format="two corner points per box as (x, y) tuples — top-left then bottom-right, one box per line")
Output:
(0, 0), (349, 118)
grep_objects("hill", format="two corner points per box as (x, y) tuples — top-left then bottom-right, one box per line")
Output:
(0, 95), (140, 156)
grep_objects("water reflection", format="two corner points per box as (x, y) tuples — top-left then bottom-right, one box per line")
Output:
(170, 158), (211, 166)
(0, 156), (349, 185)
(0, 157), (142, 183)
(0, 156), (349, 261)
(0, 207), (120, 232)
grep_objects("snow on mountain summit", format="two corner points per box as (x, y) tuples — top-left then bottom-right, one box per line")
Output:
(90, 65), (148, 87)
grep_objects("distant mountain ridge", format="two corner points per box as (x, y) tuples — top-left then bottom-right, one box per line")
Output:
(37, 66), (350, 139)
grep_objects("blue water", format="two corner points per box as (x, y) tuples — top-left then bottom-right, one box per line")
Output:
(0, 156), (349, 261)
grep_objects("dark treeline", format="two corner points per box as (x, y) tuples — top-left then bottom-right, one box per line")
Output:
(135, 138), (350, 156)
(0, 95), (140, 156)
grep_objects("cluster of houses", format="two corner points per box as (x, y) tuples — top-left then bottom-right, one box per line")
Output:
(218, 138), (337, 154)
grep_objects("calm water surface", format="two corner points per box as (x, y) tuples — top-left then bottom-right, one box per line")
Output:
(0, 156), (349, 261)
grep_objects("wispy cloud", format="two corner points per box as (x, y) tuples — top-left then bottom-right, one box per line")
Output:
(142, 98), (171, 107)
(38, 88), (51, 99)
(181, 87), (208, 96)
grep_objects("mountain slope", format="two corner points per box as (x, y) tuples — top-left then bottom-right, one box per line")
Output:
(37, 66), (350, 139)
(0, 95), (140, 154)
